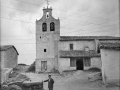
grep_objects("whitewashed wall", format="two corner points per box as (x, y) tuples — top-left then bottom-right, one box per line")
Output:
(58, 58), (70, 73)
(91, 57), (101, 69)
(101, 49), (120, 85)
(60, 41), (95, 51)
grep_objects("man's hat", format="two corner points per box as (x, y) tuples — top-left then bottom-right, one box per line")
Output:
(48, 74), (51, 77)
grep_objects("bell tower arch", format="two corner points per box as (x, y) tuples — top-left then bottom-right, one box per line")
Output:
(35, 6), (60, 73)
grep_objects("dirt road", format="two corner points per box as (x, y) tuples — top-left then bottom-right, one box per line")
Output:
(25, 71), (119, 90)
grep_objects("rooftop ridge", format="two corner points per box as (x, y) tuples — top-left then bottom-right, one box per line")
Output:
(0, 45), (19, 55)
(60, 36), (120, 41)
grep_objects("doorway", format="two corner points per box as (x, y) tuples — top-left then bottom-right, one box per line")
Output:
(41, 61), (47, 71)
(76, 59), (84, 70)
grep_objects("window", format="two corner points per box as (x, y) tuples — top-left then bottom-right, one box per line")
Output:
(84, 46), (89, 51)
(70, 44), (73, 50)
(50, 22), (55, 31)
(84, 58), (91, 67)
(44, 49), (46, 52)
(42, 23), (47, 32)
(70, 58), (76, 67)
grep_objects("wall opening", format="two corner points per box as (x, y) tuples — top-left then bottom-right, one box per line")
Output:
(42, 23), (47, 32)
(76, 59), (84, 70)
(41, 61), (47, 71)
(46, 12), (50, 18)
(70, 58), (76, 67)
(44, 49), (46, 52)
(50, 22), (55, 31)
(70, 44), (73, 50)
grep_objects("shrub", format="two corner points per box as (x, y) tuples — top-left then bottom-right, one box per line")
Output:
(87, 67), (101, 72)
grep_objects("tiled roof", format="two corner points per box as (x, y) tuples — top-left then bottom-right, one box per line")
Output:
(0, 45), (19, 55)
(60, 36), (120, 41)
(99, 42), (120, 50)
(59, 50), (100, 58)
(0, 45), (13, 51)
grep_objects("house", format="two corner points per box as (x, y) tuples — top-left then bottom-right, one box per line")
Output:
(14, 64), (30, 72)
(35, 6), (120, 73)
(100, 42), (120, 86)
(0, 45), (19, 68)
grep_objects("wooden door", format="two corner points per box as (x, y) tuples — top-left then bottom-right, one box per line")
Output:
(41, 61), (47, 71)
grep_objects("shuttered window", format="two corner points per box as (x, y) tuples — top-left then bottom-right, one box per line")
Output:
(84, 58), (91, 66)
(70, 58), (76, 67)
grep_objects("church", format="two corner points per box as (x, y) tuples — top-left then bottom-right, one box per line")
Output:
(35, 6), (120, 73)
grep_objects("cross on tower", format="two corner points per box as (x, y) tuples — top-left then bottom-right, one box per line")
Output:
(46, 0), (50, 8)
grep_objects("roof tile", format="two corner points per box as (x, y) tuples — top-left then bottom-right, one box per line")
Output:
(100, 42), (120, 50)
(59, 50), (100, 58)
(0, 45), (19, 55)
(60, 36), (120, 41)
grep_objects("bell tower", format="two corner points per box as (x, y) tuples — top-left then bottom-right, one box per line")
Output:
(35, 5), (60, 72)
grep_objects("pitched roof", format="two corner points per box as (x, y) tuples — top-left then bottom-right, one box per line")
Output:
(0, 45), (19, 55)
(59, 50), (100, 58)
(99, 42), (120, 50)
(60, 36), (120, 41)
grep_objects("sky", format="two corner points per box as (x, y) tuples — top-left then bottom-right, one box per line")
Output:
(1, 0), (119, 65)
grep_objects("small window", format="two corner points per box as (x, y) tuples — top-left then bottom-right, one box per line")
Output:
(42, 23), (47, 32)
(44, 49), (46, 52)
(70, 58), (76, 67)
(70, 44), (73, 50)
(50, 22), (55, 31)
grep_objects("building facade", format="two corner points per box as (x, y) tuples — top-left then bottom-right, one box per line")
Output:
(36, 7), (60, 72)
(35, 7), (120, 73)
(0, 45), (19, 68)
(100, 42), (120, 86)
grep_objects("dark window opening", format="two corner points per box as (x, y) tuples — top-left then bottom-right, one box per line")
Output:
(42, 23), (47, 32)
(70, 44), (73, 50)
(50, 22), (55, 31)
(44, 49), (46, 52)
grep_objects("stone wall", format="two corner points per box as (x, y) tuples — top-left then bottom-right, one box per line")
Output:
(0, 51), (5, 68)
(91, 57), (101, 69)
(36, 58), (55, 73)
(58, 58), (70, 73)
(1, 47), (18, 68)
(60, 40), (95, 51)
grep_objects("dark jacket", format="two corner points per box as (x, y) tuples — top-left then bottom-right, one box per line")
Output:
(44, 78), (54, 88)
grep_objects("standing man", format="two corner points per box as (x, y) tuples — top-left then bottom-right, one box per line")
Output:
(44, 75), (54, 90)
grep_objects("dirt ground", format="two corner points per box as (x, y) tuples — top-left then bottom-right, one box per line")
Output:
(24, 71), (119, 90)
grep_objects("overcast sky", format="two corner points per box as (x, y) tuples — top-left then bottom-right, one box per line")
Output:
(1, 0), (119, 65)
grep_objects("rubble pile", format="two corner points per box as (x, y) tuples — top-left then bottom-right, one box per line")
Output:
(8, 71), (29, 82)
